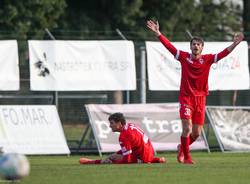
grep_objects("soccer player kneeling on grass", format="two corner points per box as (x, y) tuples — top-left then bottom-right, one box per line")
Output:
(79, 112), (166, 164)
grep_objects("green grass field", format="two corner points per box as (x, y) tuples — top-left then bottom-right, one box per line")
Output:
(9, 152), (250, 184)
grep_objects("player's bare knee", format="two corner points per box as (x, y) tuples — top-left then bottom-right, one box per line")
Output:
(182, 126), (192, 137)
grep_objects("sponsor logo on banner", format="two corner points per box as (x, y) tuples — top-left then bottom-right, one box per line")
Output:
(146, 41), (249, 90)
(0, 105), (70, 155)
(28, 40), (136, 91)
(95, 117), (182, 139)
(34, 52), (50, 77)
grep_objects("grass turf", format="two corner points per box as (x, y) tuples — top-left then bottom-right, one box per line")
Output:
(12, 152), (250, 184)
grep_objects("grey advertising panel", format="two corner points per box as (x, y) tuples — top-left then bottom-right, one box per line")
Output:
(86, 103), (208, 153)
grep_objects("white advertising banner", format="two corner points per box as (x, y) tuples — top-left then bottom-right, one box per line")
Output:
(86, 103), (208, 153)
(0, 105), (70, 155)
(0, 41), (19, 90)
(29, 40), (136, 91)
(207, 106), (250, 152)
(146, 41), (249, 90)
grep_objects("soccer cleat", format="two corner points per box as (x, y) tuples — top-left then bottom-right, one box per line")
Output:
(184, 158), (195, 164)
(159, 157), (166, 163)
(177, 144), (184, 163)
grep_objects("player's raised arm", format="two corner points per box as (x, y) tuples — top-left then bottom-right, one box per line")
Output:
(146, 20), (178, 57)
(227, 33), (244, 52)
(146, 20), (161, 36)
(214, 33), (244, 63)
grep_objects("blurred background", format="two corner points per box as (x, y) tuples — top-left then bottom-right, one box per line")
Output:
(0, 0), (249, 153)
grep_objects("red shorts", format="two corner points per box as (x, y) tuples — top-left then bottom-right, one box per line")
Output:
(179, 95), (206, 125)
(117, 141), (155, 163)
(140, 141), (154, 163)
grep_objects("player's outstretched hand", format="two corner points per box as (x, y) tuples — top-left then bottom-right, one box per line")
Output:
(233, 33), (244, 45)
(146, 20), (161, 36)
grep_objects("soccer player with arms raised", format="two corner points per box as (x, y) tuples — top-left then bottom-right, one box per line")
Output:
(79, 112), (166, 164)
(146, 20), (244, 164)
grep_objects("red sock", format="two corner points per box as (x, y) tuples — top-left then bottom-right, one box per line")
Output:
(86, 160), (101, 164)
(181, 136), (190, 160)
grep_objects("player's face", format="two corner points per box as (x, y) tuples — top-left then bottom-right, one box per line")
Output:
(109, 120), (122, 132)
(191, 40), (203, 56)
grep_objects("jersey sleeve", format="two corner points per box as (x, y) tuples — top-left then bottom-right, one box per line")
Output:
(158, 34), (178, 57)
(158, 34), (186, 62)
(213, 48), (230, 63)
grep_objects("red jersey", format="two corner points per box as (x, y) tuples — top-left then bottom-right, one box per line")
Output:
(117, 123), (154, 163)
(158, 34), (230, 96)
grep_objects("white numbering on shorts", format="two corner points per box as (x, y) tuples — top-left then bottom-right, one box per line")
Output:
(130, 124), (148, 143)
(184, 107), (191, 116)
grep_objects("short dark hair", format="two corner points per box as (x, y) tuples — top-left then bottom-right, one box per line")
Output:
(190, 36), (204, 46)
(108, 112), (126, 125)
